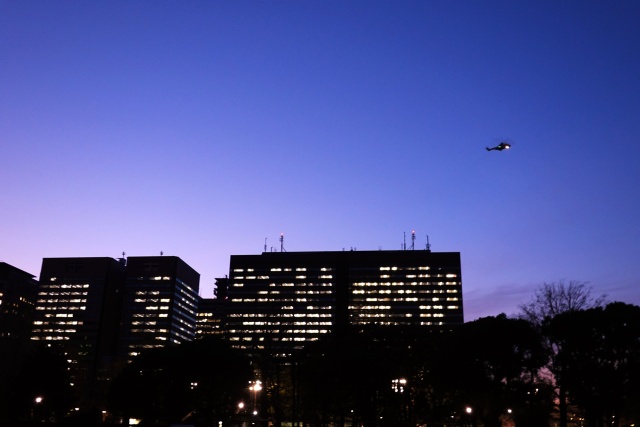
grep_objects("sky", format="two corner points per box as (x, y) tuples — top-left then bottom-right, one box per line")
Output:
(2, 1), (639, 321)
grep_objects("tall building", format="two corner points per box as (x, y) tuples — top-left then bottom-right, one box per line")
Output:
(118, 256), (200, 361)
(196, 277), (229, 337)
(0, 262), (38, 342)
(31, 257), (126, 388)
(0, 262), (39, 404)
(226, 250), (463, 356)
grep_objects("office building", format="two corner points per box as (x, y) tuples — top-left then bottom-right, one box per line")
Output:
(0, 262), (38, 342)
(0, 262), (39, 401)
(31, 257), (126, 387)
(226, 250), (463, 356)
(118, 256), (200, 361)
(196, 277), (229, 337)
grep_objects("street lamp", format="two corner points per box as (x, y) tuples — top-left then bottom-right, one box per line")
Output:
(465, 406), (474, 427)
(31, 396), (44, 422)
(249, 380), (262, 414)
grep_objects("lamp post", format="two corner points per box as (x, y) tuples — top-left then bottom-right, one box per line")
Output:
(249, 380), (262, 415)
(465, 406), (476, 427)
(31, 396), (43, 421)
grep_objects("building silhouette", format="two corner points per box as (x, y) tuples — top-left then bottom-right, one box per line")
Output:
(117, 256), (200, 362)
(0, 262), (38, 342)
(196, 277), (229, 337)
(225, 249), (463, 356)
(31, 257), (127, 403)
(0, 262), (39, 409)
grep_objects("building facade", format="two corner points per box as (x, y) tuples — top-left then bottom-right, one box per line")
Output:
(32, 257), (126, 387)
(0, 262), (39, 404)
(196, 277), (229, 336)
(0, 262), (38, 342)
(118, 256), (200, 361)
(226, 250), (463, 356)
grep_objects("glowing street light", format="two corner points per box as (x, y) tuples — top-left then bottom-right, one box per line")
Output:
(249, 380), (262, 414)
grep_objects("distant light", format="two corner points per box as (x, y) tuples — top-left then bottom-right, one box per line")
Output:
(35, 397), (43, 404)
(465, 407), (472, 414)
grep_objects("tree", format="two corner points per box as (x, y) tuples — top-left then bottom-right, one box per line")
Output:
(108, 336), (253, 426)
(545, 302), (640, 427)
(519, 280), (607, 427)
(519, 280), (607, 327)
(453, 315), (550, 427)
(3, 343), (73, 425)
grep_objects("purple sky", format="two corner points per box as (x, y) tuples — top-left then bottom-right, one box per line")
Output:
(2, 1), (639, 321)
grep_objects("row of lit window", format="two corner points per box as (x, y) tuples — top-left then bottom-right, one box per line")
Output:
(32, 328), (77, 334)
(33, 321), (82, 326)
(175, 278), (198, 296)
(136, 290), (161, 296)
(353, 297), (459, 302)
(349, 305), (458, 310)
(354, 289), (458, 294)
(133, 313), (168, 318)
(36, 306), (86, 311)
(353, 281), (459, 287)
(46, 281), (90, 287)
(354, 312), (446, 318)
(256, 289), (333, 296)
(38, 291), (88, 297)
(380, 266), (432, 271)
(228, 313), (331, 318)
(233, 282), (333, 288)
(134, 298), (171, 303)
(352, 320), (445, 326)
(233, 267), (333, 272)
(231, 297), (333, 303)
(31, 336), (70, 341)
(234, 274), (334, 280)
(229, 329), (330, 336)
(37, 299), (87, 304)
(241, 321), (332, 326)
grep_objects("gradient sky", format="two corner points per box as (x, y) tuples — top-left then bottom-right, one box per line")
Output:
(2, 1), (639, 321)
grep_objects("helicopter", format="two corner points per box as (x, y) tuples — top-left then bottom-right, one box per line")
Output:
(486, 141), (512, 151)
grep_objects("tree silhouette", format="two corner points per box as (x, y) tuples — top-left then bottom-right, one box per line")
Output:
(545, 302), (640, 427)
(108, 336), (252, 426)
(519, 280), (607, 427)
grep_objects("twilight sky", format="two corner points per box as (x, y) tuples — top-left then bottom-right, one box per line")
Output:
(2, 1), (639, 321)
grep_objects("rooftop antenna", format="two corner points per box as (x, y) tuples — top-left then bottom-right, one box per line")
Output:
(403, 232), (406, 251)
(411, 230), (416, 250)
(425, 235), (431, 252)
(280, 233), (286, 252)
(264, 237), (267, 253)
(160, 251), (163, 256)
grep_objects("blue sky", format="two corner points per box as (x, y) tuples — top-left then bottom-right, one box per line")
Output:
(2, 1), (639, 320)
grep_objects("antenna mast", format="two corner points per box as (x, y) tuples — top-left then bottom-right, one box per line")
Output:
(411, 230), (415, 250)
(426, 235), (431, 252)
(280, 233), (286, 252)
